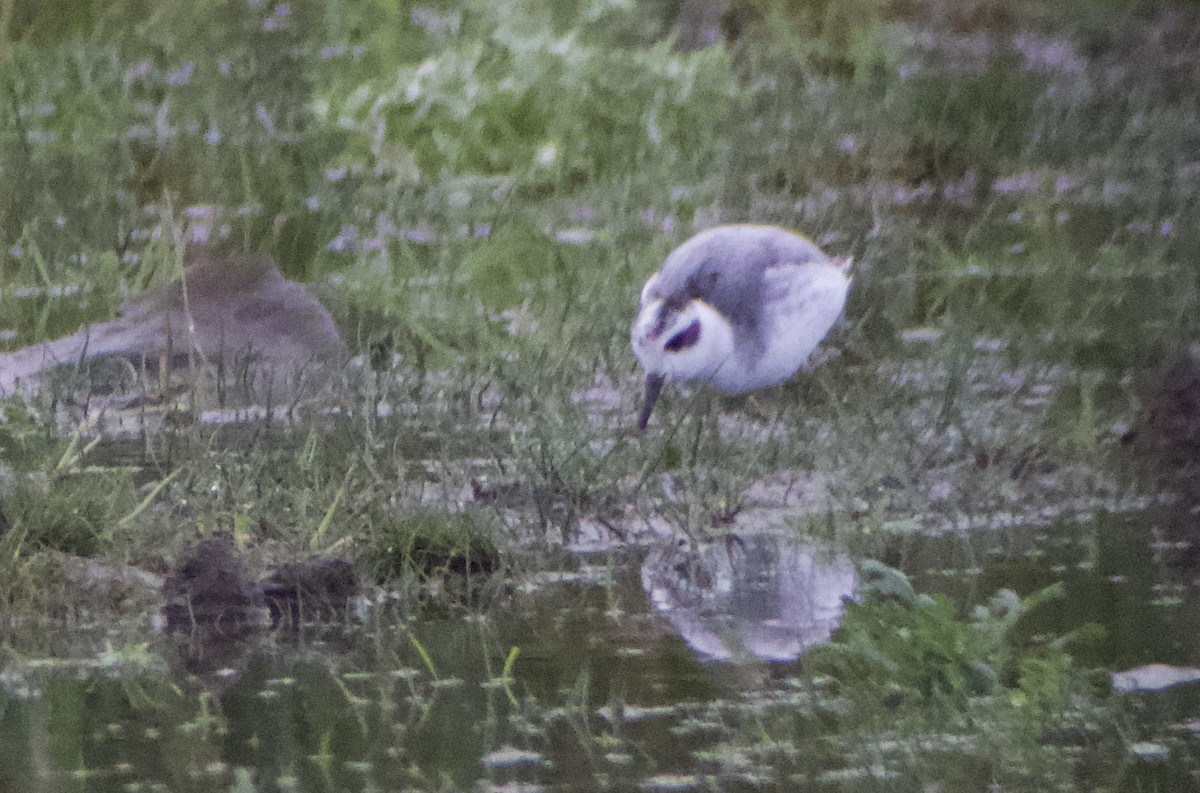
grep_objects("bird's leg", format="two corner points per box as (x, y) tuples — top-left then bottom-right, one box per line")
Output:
(683, 389), (717, 467)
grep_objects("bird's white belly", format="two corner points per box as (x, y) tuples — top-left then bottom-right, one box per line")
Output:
(712, 278), (849, 394)
(710, 335), (803, 394)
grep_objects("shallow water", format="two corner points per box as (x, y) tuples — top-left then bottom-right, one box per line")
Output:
(1, 298), (1193, 791)
(2, 511), (1199, 792)
(3, 0), (1200, 787)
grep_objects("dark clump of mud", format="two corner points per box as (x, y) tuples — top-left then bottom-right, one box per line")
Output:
(1123, 361), (1200, 485)
(161, 534), (362, 675)
(261, 558), (358, 625)
(1122, 360), (1200, 559)
(407, 534), (500, 579)
(162, 534), (361, 633)
(161, 533), (269, 635)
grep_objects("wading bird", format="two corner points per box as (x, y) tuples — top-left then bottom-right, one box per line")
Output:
(631, 224), (851, 429)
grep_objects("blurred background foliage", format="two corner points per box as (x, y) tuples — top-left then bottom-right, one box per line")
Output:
(1, 0), (1198, 414)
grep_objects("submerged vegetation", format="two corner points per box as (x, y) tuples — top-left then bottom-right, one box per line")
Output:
(2, 0), (1200, 789)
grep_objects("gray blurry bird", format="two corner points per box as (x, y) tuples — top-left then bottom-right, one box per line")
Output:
(0, 249), (345, 398)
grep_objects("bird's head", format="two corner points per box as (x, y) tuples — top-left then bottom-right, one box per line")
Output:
(631, 275), (735, 429)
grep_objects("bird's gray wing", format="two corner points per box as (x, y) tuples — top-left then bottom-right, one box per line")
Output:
(652, 226), (833, 331)
(760, 259), (851, 326)
(674, 255), (767, 331)
(683, 236), (825, 329)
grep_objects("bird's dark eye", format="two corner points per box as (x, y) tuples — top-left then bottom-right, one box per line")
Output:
(664, 319), (701, 352)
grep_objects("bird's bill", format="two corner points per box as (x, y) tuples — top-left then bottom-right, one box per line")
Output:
(637, 373), (666, 431)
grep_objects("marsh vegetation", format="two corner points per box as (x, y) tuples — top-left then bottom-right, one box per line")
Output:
(2, 0), (1200, 790)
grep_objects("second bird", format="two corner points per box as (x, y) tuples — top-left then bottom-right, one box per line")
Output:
(631, 224), (851, 429)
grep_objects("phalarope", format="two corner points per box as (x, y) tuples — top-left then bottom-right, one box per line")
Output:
(631, 224), (851, 429)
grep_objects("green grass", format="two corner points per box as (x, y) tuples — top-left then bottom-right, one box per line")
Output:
(1, 0), (1199, 788)
(0, 0), (1191, 598)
